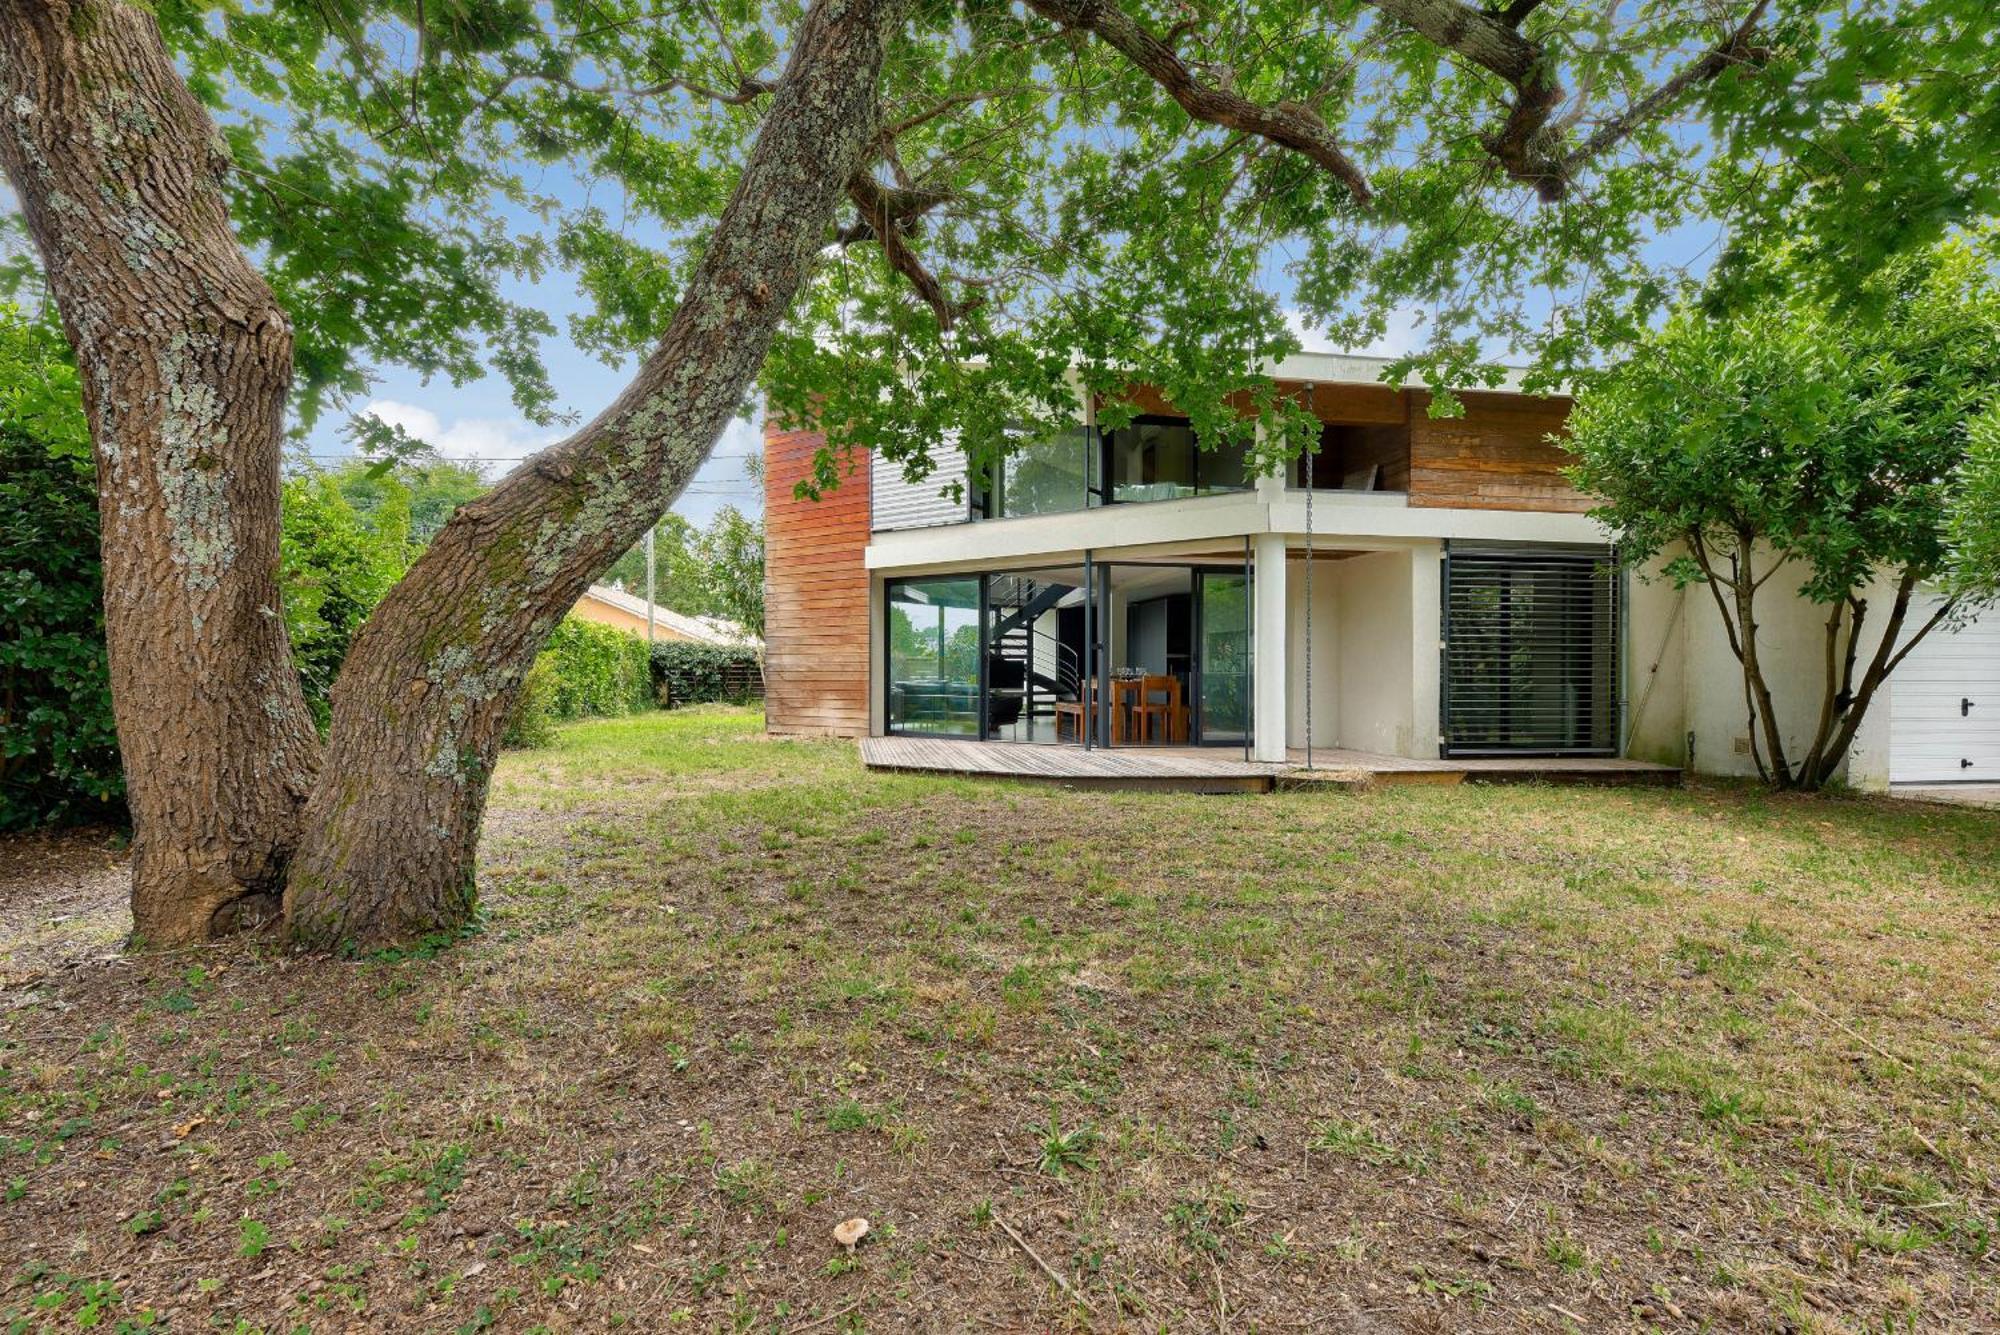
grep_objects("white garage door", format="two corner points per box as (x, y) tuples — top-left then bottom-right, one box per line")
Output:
(1891, 596), (2000, 784)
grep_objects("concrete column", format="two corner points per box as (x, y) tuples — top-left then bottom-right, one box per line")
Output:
(1252, 418), (1286, 505)
(1254, 532), (1289, 762)
(1408, 543), (1442, 757)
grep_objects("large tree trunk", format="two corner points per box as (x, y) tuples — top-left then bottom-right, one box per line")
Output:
(0, 0), (320, 944)
(282, 0), (906, 949)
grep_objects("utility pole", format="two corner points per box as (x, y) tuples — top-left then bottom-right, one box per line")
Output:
(644, 524), (657, 646)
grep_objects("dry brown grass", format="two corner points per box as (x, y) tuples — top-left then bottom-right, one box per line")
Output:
(2, 706), (1996, 1332)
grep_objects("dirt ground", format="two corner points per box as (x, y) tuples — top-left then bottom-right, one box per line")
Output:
(2, 711), (1997, 1332)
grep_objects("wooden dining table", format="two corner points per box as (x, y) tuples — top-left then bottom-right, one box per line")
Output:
(1055, 678), (1146, 744)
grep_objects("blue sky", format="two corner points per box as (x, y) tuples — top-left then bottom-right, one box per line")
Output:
(298, 256), (767, 528)
(307, 349), (766, 528)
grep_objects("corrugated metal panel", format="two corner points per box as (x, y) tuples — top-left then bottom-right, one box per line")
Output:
(871, 439), (970, 532)
(1890, 595), (2000, 783)
(1442, 544), (1620, 756)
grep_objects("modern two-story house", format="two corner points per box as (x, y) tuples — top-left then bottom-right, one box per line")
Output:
(762, 351), (1999, 792)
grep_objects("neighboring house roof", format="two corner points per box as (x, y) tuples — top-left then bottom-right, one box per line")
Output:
(579, 583), (762, 648)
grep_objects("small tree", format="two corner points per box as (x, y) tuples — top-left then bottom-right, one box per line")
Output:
(1947, 407), (2000, 603)
(278, 475), (406, 725)
(692, 507), (766, 639)
(602, 507), (765, 638)
(1569, 240), (2000, 790)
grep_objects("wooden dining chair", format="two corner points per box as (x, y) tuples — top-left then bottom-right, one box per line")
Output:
(1132, 674), (1185, 745)
(1054, 679), (1095, 743)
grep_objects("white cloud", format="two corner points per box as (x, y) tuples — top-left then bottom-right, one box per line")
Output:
(1284, 305), (1429, 359)
(363, 399), (562, 473)
(710, 412), (762, 461)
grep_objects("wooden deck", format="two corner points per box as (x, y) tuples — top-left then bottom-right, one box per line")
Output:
(860, 736), (1680, 792)
(860, 736), (1284, 792)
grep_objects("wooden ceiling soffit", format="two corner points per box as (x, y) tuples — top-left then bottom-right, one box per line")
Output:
(1098, 379), (1409, 427)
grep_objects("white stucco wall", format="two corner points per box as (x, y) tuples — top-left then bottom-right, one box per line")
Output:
(1622, 558), (1689, 767)
(1285, 558), (1341, 749)
(1333, 549), (1420, 756)
(1409, 545), (1443, 756)
(1673, 552), (1901, 788)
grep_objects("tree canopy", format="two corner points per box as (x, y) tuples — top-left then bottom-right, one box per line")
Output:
(1566, 236), (2000, 788)
(127, 0), (2000, 487)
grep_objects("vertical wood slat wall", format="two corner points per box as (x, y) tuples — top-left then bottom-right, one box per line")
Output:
(763, 426), (873, 736)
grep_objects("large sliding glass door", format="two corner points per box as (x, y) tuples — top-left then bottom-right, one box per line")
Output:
(1193, 569), (1252, 746)
(883, 561), (1255, 747)
(886, 577), (982, 735)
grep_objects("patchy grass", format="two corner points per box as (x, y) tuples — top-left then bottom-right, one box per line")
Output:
(3, 705), (1998, 1330)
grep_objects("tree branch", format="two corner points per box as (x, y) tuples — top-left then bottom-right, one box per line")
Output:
(1564, 0), (1772, 175)
(1367, 0), (1539, 82)
(881, 84), (1053, 139)
(1023, 0), (1372, 206)
(1364, 0), (1771, 200)
(471, 68), (775, 121)
(1362, 0), (1563, 196)
(844, 174), (976, 330)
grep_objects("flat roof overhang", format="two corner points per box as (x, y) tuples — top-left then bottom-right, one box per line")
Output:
(865, 490), (1610, 576)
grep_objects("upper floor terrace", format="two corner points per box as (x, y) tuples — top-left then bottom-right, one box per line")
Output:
(864, 352), (1597, 565)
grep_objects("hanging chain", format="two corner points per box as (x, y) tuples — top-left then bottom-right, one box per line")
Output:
(1303, 385), (1314, 771)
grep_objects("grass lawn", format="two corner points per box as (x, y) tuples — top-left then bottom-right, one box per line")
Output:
(3, 706), (1998, 1332)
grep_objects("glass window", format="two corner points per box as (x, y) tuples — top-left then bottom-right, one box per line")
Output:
(1196, 570), (1252, 743)
(1109, 419), (1196, 503)
(1200, 435), (1250, 493)
(1107, 416), (1251, 503)
(996, 427), (1093, 518)
(887, 578), (982, 735)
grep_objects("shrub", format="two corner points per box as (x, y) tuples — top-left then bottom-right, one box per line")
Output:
(649, 642), (764, 708)
(501, 617), (652, 747)
(541, 618), (653, 719)
(279, 474), (403, 725)
(0, 308), (123, 830)
(500, 657), (560, 749)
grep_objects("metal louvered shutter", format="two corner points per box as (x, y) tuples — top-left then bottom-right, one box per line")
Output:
(1442, 545), (1620, 757)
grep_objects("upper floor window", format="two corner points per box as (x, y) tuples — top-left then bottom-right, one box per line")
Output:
(965, 415), (1256, 524)
(985, 426), (1096, 519)
(1106, 416), (1250, 504)
(1292, 421), (1411, 493)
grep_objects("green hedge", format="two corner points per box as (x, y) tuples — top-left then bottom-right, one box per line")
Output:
(0, 309), (123, 830)
(501, 617), (652, 748)
(543, 617), (653, 718)
(649, 641), (763, 707)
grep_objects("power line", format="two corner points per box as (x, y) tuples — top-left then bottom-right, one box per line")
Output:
(291, 452), (760, 493)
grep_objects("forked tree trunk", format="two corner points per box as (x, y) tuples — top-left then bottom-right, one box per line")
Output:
(282, 0), (906, 948)
(0, 0), (320, 944)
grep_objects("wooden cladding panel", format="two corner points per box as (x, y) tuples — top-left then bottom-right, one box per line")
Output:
(1407, 390), (1589, 513)
(1103, 378), (1584, 512)
(1271, 378), (1407, 425)
(1111, 379), (1408, 426)
(764, 426), (872, 737)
